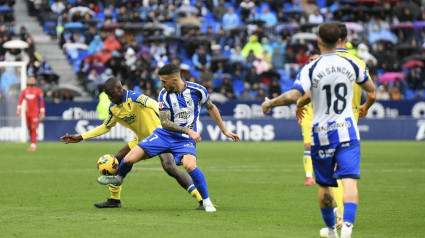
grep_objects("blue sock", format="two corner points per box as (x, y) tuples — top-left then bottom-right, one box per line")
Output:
(344, 203), (358, 224)
(188, 168), (209, 199)
(118, 157), (133, 179)
(320, 207), (335, 227)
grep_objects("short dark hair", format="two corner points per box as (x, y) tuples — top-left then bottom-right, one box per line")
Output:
(158, 64), (180, 76)
(338, 23), (348, 42)
(309, 49), (320, 57)
(104, 77), (120, 91)
(318, 23), (340, 49)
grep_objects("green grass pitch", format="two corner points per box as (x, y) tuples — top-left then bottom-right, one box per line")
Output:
(1, 141), (424, 238)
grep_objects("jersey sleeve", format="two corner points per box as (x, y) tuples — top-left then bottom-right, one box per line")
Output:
(81, 124), (111, 140)
(81, 107), (115, 140)
(199, 84), (210, 104)
(356, 62), (369, 84)
(134, 93), (159, 114)
(291, 65), (311, 95)
(158, 90), (170, 111)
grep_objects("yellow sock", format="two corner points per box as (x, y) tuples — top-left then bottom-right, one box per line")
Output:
(187, 184), (202, 202)
(332, 180), (344, 215)
(109, 184), (122, 200)
(303, 153), (313, 177)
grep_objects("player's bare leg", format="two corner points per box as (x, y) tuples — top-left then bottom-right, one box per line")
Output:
(159, 153), (204, 209)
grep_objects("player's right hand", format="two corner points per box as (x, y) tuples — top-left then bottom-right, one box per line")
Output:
(261, 97), (272, 114)
(60, 133), (83, 144)
(296, 106), (306, 121)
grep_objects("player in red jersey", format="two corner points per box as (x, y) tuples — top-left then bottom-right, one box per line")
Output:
(17, 75), (45, 151)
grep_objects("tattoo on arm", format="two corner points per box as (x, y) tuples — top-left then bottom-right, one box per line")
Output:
(204, 99), (214, 110)
(272, 90), (301, 107)
(159, 110), (189, 134)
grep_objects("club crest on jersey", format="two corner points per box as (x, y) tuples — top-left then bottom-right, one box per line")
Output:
(159, 102), (164, 109)
(186, 99), (193, 106)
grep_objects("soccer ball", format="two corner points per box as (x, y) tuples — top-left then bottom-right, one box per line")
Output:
(97, 154), (119, 175)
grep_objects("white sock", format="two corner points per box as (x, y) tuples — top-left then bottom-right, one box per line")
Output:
(30, 143), (36, 148)
(306, 173), (312, 177)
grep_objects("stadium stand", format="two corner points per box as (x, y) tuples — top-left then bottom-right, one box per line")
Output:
(1, 0), (425, 102)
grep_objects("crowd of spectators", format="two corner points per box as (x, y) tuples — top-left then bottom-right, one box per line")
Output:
(3, 0), (425, 103)
(0, 0), (73, 103)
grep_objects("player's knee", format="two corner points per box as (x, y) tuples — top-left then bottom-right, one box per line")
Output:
(183, 163), (197, 172)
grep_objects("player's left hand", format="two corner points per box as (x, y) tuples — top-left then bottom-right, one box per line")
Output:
(261, 97), (272, 114)
(40, 114), (45, 121)
(223, 130), (240, 142)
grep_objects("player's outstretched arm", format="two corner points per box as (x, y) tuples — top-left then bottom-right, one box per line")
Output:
(204, 99), (240, 142)
(262, 89), (302, 115)
(359, 90), (376, 118)
(359, 80), (376, 118)
(60, 134), (83, 144)
(60, 124), (112, 143)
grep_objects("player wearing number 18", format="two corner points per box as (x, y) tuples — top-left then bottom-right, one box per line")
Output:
(261, 23), (375, 238)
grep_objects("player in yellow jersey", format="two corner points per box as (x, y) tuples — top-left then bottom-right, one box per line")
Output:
(298, 49), (320, 187)
(296, 23), (376, 228)
(61, 77), (204, 209)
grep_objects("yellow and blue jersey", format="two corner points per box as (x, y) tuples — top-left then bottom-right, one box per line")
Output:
(82, 90), (161, 145)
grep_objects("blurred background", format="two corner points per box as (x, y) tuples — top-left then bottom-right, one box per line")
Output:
(0, 0), (424, 142)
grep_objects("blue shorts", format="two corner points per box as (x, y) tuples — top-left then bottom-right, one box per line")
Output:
(137, 128), (197, 165)
(311, 140), (360, 187)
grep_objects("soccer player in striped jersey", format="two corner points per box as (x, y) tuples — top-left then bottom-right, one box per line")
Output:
(296, 23), (377, 229)
(61, 77), (204, 210)
(262, 23), (376, 238)
(98, 64), (240, 212)
(17, 75), (45, 152)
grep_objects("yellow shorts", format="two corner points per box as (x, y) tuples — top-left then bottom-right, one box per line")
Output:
(128, 139), (139, 150)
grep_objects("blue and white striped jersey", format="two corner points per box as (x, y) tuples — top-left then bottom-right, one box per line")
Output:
(292, 53), (369, 146)
(158, 82), (209, 132)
